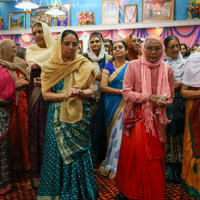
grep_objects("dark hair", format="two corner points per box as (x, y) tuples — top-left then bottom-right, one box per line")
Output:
(90, 32), (104, 41)
(191, 44), (199, 49)
(104, 44), (110, 54)
(180, 43), (190, 57)
(32, 22), (42, 32)
(112, 41), (129, 61)
(164, 36), (180, 49)
(107, 40), (113, 46)
(61, 29), (79, 42)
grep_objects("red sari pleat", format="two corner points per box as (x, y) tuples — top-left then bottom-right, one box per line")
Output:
(115, 118), (165, 200)
(9, 70), (30, 171)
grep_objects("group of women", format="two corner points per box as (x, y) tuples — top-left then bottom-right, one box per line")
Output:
(0, 20), (199, 200)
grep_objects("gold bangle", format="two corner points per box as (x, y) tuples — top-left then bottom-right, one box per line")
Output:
(53, 94), (56, 101)
(118, 89), (120, 95)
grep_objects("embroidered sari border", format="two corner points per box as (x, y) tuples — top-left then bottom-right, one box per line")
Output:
(107, 99), (125, 140)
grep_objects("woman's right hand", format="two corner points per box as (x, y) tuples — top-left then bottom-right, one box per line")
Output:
(15, 77), (29, 88)
(95, 69), (103, 80)
(149, 94), (168, 107)
(34, 77), (41, 87)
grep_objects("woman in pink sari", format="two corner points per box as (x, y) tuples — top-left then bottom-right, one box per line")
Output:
(115, 35), (175, 200)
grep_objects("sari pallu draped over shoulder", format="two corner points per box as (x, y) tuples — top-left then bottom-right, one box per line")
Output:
(104, 62), (128, 139)
(41, 31), (95, 124)
(41, 31), (95, 165)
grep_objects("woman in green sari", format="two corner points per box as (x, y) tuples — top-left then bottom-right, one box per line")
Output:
(36, 30), (98, 199)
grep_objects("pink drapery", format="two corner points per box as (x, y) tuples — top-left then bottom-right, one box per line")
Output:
(1, 25), (199, 48)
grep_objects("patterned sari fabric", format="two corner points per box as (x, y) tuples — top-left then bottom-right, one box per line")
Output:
(37, 79), (99, 200)
(0, 107), (12, 196)
(181, 93), (200, 200)
(9, 70), (30, 171)
(28, 68), (47, 187)
(164, 53), (186, 183)
(0, 66), (16, 195)
(99, 62), (128, 179)
(165, 88), (186, 183)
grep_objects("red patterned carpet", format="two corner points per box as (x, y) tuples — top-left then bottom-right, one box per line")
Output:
(0, 170), (183, 200)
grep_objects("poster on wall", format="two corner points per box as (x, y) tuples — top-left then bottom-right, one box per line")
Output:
(8, 12), (25, 30)
(142, 0), (174, 22)
(56, 4), (70, 26)
(30, 7), (51, 27)
(102, 0), (119, 25)
(124, 5), (137, 23)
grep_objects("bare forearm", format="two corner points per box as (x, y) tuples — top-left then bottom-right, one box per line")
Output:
(81, 88), (93, 98)
(43, 92), (67, 102)
(0, 98), (12, 105)
(181, 88), (200, 99)
(102, 85), (122, 95)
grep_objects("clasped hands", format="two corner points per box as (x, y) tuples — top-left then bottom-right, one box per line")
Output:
(65, 85), (82, 99)
(149, 94), (169, 107)
(15, 77), (29, 88)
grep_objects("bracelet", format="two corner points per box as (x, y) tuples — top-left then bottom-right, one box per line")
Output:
(53, 94), (56, 101)
(118, 89), (120, 95)
(80, 90), (84, 97)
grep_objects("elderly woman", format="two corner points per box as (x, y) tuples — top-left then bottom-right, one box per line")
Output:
(99, 41), (129, 180)
(37, 30), (98, 199)
(0, 40), (30, 172)
(26, 22), (55, 188)
(115, 35), (175, 200)
(0, 46), (16, 195)
(84, 32), (112, 165)
(163, 36), (187, 183)
(124, 34), (140, 60)
(181, 52), (200, 199)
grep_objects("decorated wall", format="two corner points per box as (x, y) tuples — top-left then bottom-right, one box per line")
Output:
(0, 0), (194, 30)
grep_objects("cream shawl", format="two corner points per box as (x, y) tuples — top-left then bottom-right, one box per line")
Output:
(26, 22), (55, 67)
(41, 31), (95, 124)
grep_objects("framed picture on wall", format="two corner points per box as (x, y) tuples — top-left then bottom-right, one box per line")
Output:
(8, 12), (25, 30)
(124, 5), (137, 23)
(30, 7), (51, 28)
(102, 0), (119, 25)
(142, 0), (174, 22)
(56, 4), (70, 26)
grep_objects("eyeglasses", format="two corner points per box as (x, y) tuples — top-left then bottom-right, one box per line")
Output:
(63, 41), (78, 48)
(146, 46), (162, 52)
(9, 46), (17, 50)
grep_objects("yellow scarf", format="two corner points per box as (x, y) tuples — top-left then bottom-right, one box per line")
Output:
(41, 31), (95, 123)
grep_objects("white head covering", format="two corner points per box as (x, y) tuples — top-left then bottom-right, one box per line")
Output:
(87, 34), (106, 99)
(163, 52), (186, 82)
(182, 52), (200, 87)
(26, 22), (55, 67)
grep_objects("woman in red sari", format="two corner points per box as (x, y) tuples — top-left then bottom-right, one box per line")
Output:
(0, 39), (30, 171)
(115, 35), (175, 200)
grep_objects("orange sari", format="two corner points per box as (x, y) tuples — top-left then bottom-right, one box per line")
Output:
(9, 70), (30, 171)
(115, 107), (166, 200)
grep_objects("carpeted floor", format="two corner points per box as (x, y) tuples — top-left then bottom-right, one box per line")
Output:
(0, 169), (183, 200)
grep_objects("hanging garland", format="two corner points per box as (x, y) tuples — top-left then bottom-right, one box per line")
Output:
(117, 30), (124, 40)
(173, 26), (197, 37)
(111, 30), (115, 42)
(170, 27), (173, 36)
(166, 27), (169, 37)
(20, 35), (34, 43)
(136, 29), (139, 37)
(131, 29), (135, 35)
(194, 26), (200, 45)
(144, 29), (149, 37)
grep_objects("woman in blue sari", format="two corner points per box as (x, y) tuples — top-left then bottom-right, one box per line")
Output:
(36, 30), (98, 199)
(99, 41), (129, 180)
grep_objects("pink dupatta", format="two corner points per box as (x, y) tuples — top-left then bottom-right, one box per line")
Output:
(141, 35), (171, 137)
